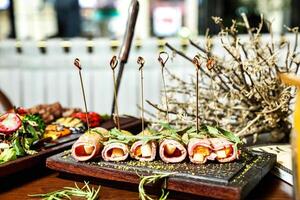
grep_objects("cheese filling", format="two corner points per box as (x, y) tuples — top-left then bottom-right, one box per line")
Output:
(83, 144), (95, 155)
(216, 147), (233, 159)
(165, 144), (176, 155)
(111, 148), (124, 158)
(135, 143), (152, 158)
(193, 146), (210, 162)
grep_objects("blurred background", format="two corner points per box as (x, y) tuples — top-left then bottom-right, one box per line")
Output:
(0, 0), (299, 116)
(0, 0), (299, 39)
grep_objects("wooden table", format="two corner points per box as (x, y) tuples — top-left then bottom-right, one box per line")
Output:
(0, 165), (293, 200)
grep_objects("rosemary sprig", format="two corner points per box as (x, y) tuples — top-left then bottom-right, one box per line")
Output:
(138, 173), (174, 200)
(28, 181), (100, 200)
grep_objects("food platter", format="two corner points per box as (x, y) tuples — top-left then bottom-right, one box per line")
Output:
(46, 149), (276, 199)
(0, 116), (142, 177)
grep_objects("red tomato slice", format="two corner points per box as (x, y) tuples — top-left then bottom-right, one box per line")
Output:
(71, 112), (101, 128)
(0, 113), (22, 134)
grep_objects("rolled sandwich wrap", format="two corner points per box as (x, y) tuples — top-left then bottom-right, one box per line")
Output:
(159, 139), (187, 163)
(71, 127), (108, 161)
(101, 129), (132, 162)
(209, 138), (239, 163)
(102, 143), (129, 161)
(130, 130), (157, 161)
(130, 141), (157, 161)
(188, 138), (215, 164)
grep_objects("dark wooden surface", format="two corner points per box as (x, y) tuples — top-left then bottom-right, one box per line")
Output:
(0, 165), (293, 200)
(45, 150), (277, 199)
(0, 116), (142, 177)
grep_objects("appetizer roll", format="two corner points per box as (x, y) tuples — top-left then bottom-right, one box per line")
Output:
(130, 130), (157, 161)
(101, 130), (131, 162)
(210, 138), (239, 163)
(187, 138), (214, 164)
(71, 127), (108, 161)
(130, 141), (157, 162)
(102, 143), (129, 162)
(159, 139), (187, 163)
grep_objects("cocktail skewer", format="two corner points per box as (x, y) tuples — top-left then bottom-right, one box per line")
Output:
(110, 56), (120, 130)
(206, 57), (217, 125)
(158, 52), (170, 122)
(137, 56), (145, 133)
(74, 58), (90, 132)
(192, 55), (201, 133)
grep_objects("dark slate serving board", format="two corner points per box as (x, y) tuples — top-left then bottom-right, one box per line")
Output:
(0, 116), (142, 177)
(46, 148), (276, 199)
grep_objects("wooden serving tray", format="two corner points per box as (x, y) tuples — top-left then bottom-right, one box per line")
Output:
(0, 116), (142, 177)
(46, 149), (276, 199)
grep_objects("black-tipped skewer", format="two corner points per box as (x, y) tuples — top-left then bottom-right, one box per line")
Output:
(74, 58), (90, 132)
(110, 56), (120, 130)
(137, 56), (145, 133)
(192, 55), (201, 133)
(158, 52), (170, 123)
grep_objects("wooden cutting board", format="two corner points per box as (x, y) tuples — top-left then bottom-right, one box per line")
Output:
(46, 149), (276, 199)
(0, 116), (142, 177)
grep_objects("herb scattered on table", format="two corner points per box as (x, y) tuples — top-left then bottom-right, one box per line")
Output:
(28, 181), (100, 200)
(138, 173), (174, 200)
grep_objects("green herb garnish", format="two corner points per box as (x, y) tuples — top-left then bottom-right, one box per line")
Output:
(202, 124), (241, 144)
(105, 128), (164, 145)
(28, 181), (100, 200)
(138, 173), (174, 200)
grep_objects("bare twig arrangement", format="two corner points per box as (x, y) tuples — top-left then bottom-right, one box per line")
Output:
(110, 56), (120, 130)
(148, 14), (299, 141)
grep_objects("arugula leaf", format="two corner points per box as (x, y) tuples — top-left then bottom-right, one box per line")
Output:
(106, 128), (164, 145)
(201, 124), (242, 144)
(12, 137), (25, 156)
(218, 127), (241, 144)
(205, 125), (219, 136)
(22, 114), (45, 132)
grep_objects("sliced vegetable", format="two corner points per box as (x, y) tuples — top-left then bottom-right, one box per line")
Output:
(44, 124), (71, 140)
(71, 112), (101, 128)
(0, 113), (22, 134)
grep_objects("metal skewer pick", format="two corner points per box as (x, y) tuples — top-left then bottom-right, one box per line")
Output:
(192, 55), (201, 133)
(158, 52), (170, 123)
(74, 58), (90, 132)
(110, 56), (120, 130)
(137, 56), (145, 133)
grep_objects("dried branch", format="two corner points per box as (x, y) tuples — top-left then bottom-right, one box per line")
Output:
(147, 14), (297, 141)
